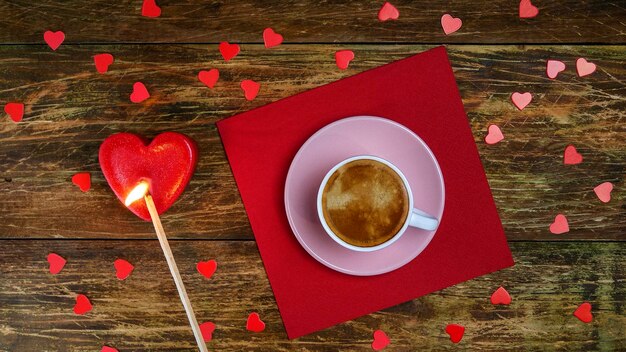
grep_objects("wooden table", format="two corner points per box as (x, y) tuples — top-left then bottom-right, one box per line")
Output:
(0, 1), (624, 350)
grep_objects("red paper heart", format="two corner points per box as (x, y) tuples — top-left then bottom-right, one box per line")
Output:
(246, 312), (266, 332)
(576, 58), (596, 77)
(142, 0), (161, 17)
(263, 28), (283, 48)
(198, 69), (219, 88)
(71, 172), (91, 192)
(371, 329), (390, 351)
(47, 253), (66, 275)
(546, 59), (566, 79)
(98, 132), (198, 221)
(563, 145), (583, 165)
(593, 182), (613, 203)
(196, 260), (217, 279)
(219, 42), (240, 61)
(335, 50), (354, 70)
(94, 53), (114, 74)
(485, 124), (504, 145)
(549, 214), (569, 234)
(241, 80), (260, 101)
(4, 102), (24, 123)
(378, 2), (399, 21)
(511, 92), (532, 110)
(114, 259), (134, 280)
(490, 286), (512, 305)
(519, 0), (539, 18)
(74, 294), (93, 315)
(574, 302), (593, 323)
(101, 346), (119, 352)
(44, 30), (65, 51)
(200, 321), (216, 342)
(445, 324), (465, 343)
(441, 14), (462, 35)
(130, 82), (150, 103)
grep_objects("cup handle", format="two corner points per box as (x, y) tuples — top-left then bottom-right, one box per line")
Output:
(408, 208), (439, 231)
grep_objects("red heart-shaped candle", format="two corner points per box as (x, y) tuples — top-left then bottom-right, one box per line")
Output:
(99, 132), (198, 221)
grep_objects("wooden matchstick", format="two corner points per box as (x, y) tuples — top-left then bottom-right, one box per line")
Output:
(144, 194), (208, 352)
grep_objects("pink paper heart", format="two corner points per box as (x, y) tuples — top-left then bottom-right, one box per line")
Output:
(196, 260), (217, 279)
(263, 28), (283, 48)
(71, 172), (91, 192)
(114, 259), (134, 280)
(142, 0), (161, 17)
(441, 14), (462, 35)
(563, 145), (583, 165)
(101, 346), (119, 352)
(593, 182), (613, 203)
(246, 312), (266, 332)
(445, 324), (465, 343)
(576, 58), (596, 77)
(44, 30), (65, 51)
(47, 253), (66, 275)
(519, 0), (539, 18)
(511, 92), (532, 110)
(240, 80), (260, 101)
(200, 321), (215, 342)
(219, 42), (240, 61)
(490, 286), (512, 305)
(93, 53), (114, 74)
(546, 60), (566, 79)
(74, 294), (93, 315)
(130, 82), (150, 103)
(371, 329), (390, 351)
(574, 302), (593, 323)
(549, 214), (569, 234)
(378, 2), (399, 21)
(485, 124), (504, 145)
(198, 69), (219, 88)
(335, 50), (354, 70)
(4, 102), (24, 123)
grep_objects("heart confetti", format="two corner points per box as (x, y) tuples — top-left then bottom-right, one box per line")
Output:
(519, 0), (539, 18)
(371, 329), (390, 351)
(246, 312), (266, 332)
(485, 124), (504, 145)
(576, 58), (596, 77)
(200, 321), (216, 342)
(4, 102), (24, 123)
(593, 182), (613, 203)
(546, 60), (566, 79)
(74, 294), (93, 315)
(101, 346), (119, 352)
(490, 286), (512, 305)
(130, 82), (150, 103)
(574, 302), (593, 323)
(44, 30), (65, 51)
(93, 53), (114, 74)
(511, 92), (532, 110)
(71, 172), (91, 192)
(263, 28), (283, 48)
(563, 145), (583, 165)
(47, 253), (66, 275)
(549, 214), (569, 234)
(198, 69), (219, 88)
(196, 260), (217, 279)
(219, 42), (240, 61)
(445, 324), (465, 343)
(335, 50), (354, 70)
(241, 80), (260, 101)
(141, 0), (161, 17)
(114, 259), (135, 280)
(441, 14), (462, 35)
(378, 2), (399, 21)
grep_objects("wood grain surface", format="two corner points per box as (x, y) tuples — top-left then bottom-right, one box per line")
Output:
(1, 45), (623, 240)
(0, 240), (624, 351)
(0, 1), (624, 44)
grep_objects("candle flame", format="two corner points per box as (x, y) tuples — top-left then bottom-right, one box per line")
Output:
(125, 181), (149, 206)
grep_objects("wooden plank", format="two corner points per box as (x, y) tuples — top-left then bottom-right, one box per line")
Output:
(0, 1), (625, 44)
(0, 45), (624, 240)
(0, 240), (623, 350)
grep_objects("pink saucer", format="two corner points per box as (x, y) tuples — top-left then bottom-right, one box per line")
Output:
(285, 116), (445, 276)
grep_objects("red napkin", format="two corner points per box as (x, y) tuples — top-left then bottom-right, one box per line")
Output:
(217, 46), (513, 339)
